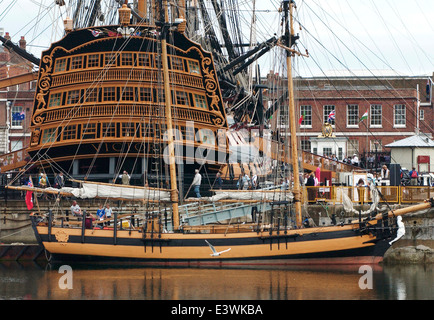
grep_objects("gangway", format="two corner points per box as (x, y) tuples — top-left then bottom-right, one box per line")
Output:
(179, 202), (262, 227)
(155, 201), (273, 231)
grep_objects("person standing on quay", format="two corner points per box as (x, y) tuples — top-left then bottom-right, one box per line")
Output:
(381, 165), (390, 186)
(409, 167), (419, 186)
(357, 178), (365, 205)
(306, 172), (316, 202)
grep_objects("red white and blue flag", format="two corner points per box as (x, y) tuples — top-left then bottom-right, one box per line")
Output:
(25, 177), (33, 210)
(327, 110), (335, 122)
(12, 111), (25, 121)
(91, 30), (102, 37)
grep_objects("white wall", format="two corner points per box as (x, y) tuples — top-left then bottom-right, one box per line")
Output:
(390, 147), (434, 172)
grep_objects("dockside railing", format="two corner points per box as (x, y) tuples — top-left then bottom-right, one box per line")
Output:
(302, 185), (432, 205)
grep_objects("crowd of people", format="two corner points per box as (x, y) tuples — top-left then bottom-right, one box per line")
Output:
(70, 200), (113, 229)
(340, 152), (391, 169)
(34, 170), (132, 189)
(36, 172), (65, 189)
(25, 170), (127, 230)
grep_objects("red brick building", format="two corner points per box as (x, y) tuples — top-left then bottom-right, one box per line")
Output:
(0, 32), (35, 156)
(264, 71), (433, 168)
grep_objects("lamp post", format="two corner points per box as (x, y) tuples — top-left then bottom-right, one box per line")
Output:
(373, 140), (379, 172)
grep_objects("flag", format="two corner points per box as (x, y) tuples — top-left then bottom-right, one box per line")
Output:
(359, 110), (368, 123)
(25, 177), (34, 210)
(149, 29), (160, 37)
(91, 29), (102, 37)
(298, 111), (305, 125)
(327, 110), (335, 123)
(108, 31), (121, 37)
(12, 112), (25, 121)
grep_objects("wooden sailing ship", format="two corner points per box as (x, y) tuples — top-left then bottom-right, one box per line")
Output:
(5, 0), (433, 265)
(25, 2), (232, 198)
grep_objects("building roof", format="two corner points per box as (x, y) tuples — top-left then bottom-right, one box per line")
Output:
(385, 134), (434, 148)
(312, 69), (409, 78)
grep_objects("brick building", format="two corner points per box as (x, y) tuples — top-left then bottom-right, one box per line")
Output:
(0, 32), (35, 156)
(1, 32), (433, 174)
(265, 70), (433, 168)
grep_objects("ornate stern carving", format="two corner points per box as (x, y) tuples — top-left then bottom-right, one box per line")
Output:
(33, 55), (54, 125)
(54, 230), (69, 245)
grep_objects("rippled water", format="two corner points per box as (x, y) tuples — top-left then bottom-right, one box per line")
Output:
(0, 262), (432, 300)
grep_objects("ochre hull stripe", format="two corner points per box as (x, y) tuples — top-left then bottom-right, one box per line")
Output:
(41, 235), (379, 260)
(37, 224), (391, 263)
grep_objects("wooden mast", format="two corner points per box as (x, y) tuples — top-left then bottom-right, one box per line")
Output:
(138, 0), (147, 19)
(160, 0), (180, 230)
(285, 0), (302, 228)
(178, 0), (186, 20)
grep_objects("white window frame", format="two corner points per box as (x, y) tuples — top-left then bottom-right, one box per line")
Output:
(323, 147), (333, 157)
(300, 139), (311, 152)
(347, 140), (359, 157)
(11, 140), (23, 152)
(11, 105), (23, 129)
(323, 105), (335, 127)
(346, 104), (359, 128)
(300, 105), (312, 128)
(393, 104), (406, 128)
(370, 139), (383, 152)
(370, 104), (382, 128)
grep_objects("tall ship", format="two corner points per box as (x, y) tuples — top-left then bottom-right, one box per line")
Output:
(1, 0), (432, 265)
(19, 1), (231, 196)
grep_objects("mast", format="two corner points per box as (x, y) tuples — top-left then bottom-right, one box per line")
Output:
(210, 0), (238, 61)
(284, 0), (302, 228)
(159, 0), (180, 230)
(138, 0), (147, 19)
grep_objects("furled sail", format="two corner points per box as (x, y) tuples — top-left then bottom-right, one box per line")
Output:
(202, 190), (293, 202)
(8, 180), (172, 202)
(61, 181), (171, 201)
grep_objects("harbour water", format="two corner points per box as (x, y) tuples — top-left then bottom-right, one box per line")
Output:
(0, 262), (432, 300)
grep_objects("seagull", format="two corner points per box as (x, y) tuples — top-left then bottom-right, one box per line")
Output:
(389, 216), (406, 246)
(205, 240), (231, 256)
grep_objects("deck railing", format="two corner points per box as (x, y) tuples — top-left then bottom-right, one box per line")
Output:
(302, 185), (432, 205)
(51, 69), (204, 89)
(0, 149), (30, 172)
(42, 104), (213, 125)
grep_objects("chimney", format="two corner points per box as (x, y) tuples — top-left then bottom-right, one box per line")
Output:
(4, 32), (11, 41)
(19, 36), (26, 50)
